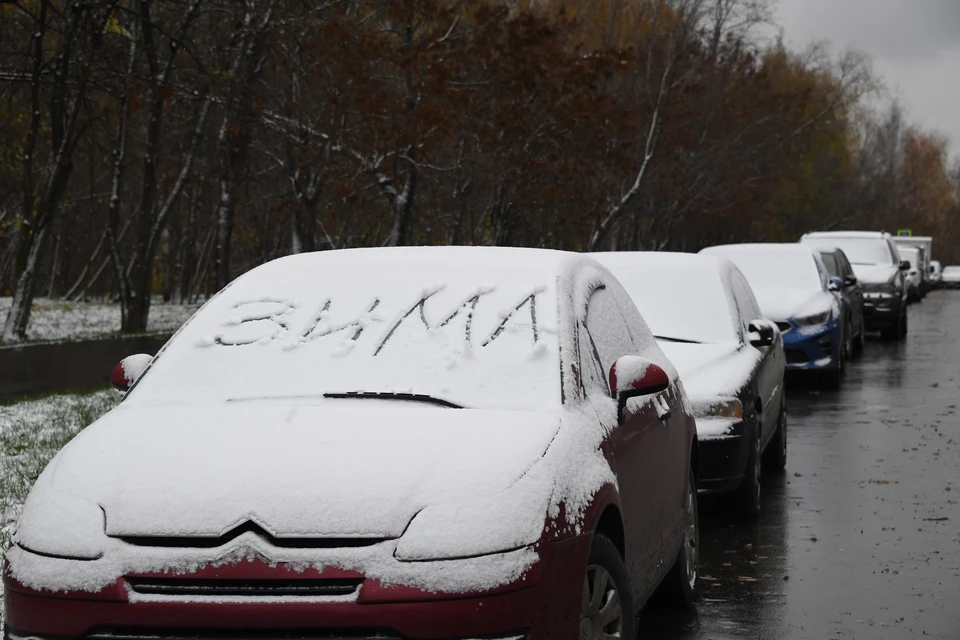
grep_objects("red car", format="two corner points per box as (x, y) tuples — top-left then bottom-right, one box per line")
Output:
(5, 247), (698, 639)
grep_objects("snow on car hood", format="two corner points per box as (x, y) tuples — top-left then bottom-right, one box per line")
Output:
(851, 263), (898, 285)
(11, 395), (621, 595)
(750, 288), (827, 322)
(658, 342), (757, 401)
(17, 403), (559, 542)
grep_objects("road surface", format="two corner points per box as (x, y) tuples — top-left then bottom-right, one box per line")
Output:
(641, 290), (960, 639)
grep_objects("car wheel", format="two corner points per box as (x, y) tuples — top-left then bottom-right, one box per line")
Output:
(822, 332), (843, 389)
(581, 534), (636, 640)
(731, 422), (762, 516)
(854, 324), (865, 354)
(654, 468), (699, 606)
(763, 401), (787, 471)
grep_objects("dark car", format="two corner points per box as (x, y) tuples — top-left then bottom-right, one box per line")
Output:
(816, 246), (866, 355)
(594, 252), (787, 517)
(801, 231), (910, 341)
(5, 247), (698, 640)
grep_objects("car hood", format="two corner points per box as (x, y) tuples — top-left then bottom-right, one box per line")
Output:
(658, 342), (757, 400)
(751, 288), (825, 322)
(851, 263), (898, 285)
(17, 403), (561, 545)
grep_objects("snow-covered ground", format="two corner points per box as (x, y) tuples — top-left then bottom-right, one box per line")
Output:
(0, 389), (116, 612)
(0, 298), (200, 343)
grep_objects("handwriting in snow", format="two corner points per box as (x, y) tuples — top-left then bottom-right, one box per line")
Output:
(204, 288), (542, 354)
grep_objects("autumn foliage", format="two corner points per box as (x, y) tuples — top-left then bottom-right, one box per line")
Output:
(0, 0), (958, 340)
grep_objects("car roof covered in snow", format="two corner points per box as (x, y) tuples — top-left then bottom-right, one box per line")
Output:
(591, 252), (743, 344)
(802, 230), (891, 240)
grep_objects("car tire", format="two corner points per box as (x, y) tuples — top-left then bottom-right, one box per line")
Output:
(581, 534), (636, 640)
(731, 422), (762, 517)
(854, 324), (865, 354)
(763, 401), (787, 471)
(654, 468), (699, 606)
(822, 331), (843, 389)
(883, 309), (907, 341)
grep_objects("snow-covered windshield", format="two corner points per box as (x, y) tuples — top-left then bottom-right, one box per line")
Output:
(804, 237), (896, 266)
(594, 254), (739, 344)
(702, 246), (824, 293)
(126, 250), (562, 412)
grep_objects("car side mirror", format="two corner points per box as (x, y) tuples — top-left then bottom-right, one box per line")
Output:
(899, 260), (911, 271)
(748, 319), (776, 349)
(608, 356), (670, 424)
(844, 275), (858, 286)
(110, 354), (153, 393)
(828, 277), (842, 292)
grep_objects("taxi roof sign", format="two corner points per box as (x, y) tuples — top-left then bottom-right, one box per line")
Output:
(897, 229), (912, 237)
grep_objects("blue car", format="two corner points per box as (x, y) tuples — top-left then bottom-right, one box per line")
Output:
(700, 243), (844, 388)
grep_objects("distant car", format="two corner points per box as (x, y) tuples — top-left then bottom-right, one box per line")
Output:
(700, 243), (845, 388)
(899, 246), (923, 303)
(942, 266), (960, 289)
(930, 261), (943, 288)
(594, 252), (787, 517)
(5, 247), (700, 639)
(816, 246), (866, 353)
(800, 231), (909, 341)
(893, 236), (933, 295)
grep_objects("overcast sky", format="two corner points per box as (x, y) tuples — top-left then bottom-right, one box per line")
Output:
(773, 0), (960, 155)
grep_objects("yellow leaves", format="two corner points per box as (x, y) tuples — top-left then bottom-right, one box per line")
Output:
(104, 16), (133, 40)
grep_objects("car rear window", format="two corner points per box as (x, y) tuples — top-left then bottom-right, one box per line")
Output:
(805, 237), (896, 266)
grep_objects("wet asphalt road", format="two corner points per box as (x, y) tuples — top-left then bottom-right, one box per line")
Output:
(641, 290), (960, 639)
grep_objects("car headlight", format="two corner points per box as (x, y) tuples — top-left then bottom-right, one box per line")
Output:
(695, 398), (743, 420)
(794, 310), (831, 326)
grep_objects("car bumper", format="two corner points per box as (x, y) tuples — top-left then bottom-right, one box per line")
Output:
(780, 323), (839, 371)
(862, 293), (902, 327)
(4, 536), (590, 639)
(694, 418), (750, 495)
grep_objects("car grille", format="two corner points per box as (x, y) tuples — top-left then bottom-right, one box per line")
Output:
(125, 577), (364, 598)
(119, 521), (388, 550)
(86, 629), (401, 640)
(785, 349), (808, 364)
(775, 322), (792, 333)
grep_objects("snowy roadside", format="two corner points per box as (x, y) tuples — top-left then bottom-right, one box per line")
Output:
(0, 298), (200, 344)
(0, 389), (117, 612)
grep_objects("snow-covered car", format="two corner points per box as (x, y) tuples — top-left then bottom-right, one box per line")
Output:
(4, 247), (699, 639)
(700, 244), (846, 388)
(800, 231), (910, 341)
(930, 260), (943, 288)
(593, 252), (787, 516)
(899, 246), (923, 303)
(942, 265), (960, 289)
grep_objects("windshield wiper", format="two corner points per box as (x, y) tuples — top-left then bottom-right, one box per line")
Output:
(654, 335), (702, 345)
(323, 392), (463, 409)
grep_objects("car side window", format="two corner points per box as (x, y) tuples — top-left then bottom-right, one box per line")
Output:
(838, 252), (853, 280)
(582, 284), (637, 396)
(821, 253), (839, 279)
(727, 270), (762, 338)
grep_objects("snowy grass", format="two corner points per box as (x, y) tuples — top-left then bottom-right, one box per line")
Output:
(0, 389), (117, 551)
(0, 297), (200, 344)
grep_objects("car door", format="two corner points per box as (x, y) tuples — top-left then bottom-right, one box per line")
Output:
(580, 281), (678, 582)
(838, 250), (864, 338)
(729, 268), (783, 441)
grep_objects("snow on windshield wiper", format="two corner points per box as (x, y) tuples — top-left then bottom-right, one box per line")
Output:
(323, 392), (463, 409)
(654, 335), (702, 345)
